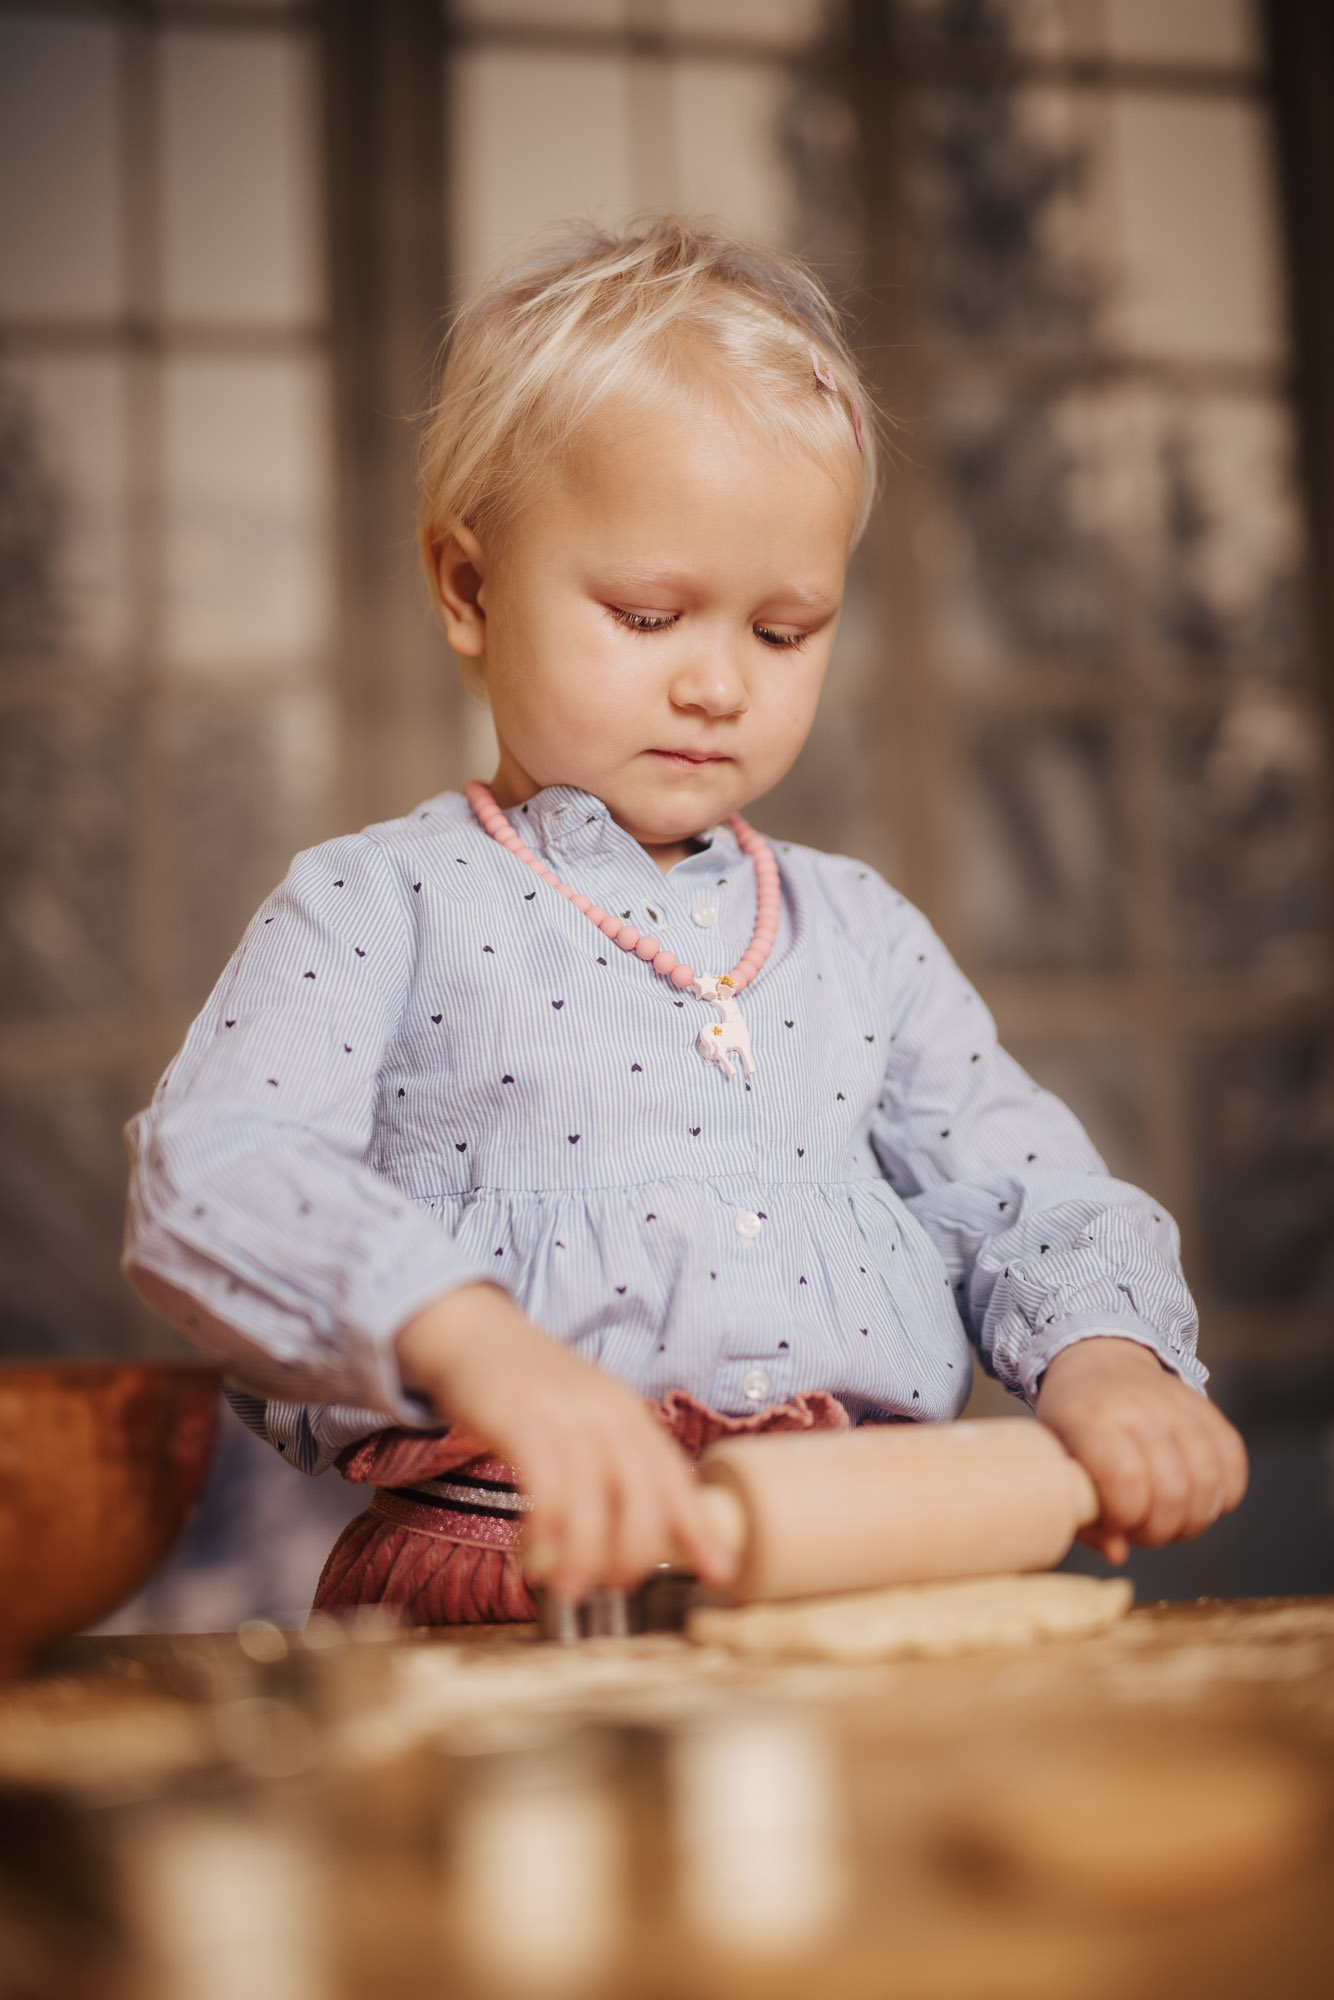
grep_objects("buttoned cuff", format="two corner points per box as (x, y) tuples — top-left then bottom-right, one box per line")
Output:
(1004, 1311), (1209, 1408)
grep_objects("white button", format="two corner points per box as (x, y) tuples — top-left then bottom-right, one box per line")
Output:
(692, 903), (718, 927)
(734, 1211), (762, 1241)
(741, 1367), (772, 1405)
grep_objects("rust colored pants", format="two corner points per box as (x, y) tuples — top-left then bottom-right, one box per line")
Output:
(312, 1389), (849, 1626)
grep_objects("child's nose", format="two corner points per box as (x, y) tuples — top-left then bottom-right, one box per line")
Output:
(669, 642), (749, 717)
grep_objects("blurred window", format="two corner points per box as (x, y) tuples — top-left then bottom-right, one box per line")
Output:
(881, 0), (1332, 1354)
(0, 3), (334, 1356)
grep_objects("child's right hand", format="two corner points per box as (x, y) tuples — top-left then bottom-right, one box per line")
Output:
(395, 1284), (737, 1603)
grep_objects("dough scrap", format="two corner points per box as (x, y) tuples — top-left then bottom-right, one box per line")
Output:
(687, 1572), (1133, 1663)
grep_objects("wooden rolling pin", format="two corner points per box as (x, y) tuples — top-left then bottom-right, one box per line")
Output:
(691, 1419), (1100, 1604)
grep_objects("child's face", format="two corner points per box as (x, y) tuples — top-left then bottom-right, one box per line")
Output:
(436, 394), (860, 869)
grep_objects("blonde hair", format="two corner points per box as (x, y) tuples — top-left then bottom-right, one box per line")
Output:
(417, 216), (879, 644)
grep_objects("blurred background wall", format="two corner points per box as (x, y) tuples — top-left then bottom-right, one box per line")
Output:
(1, 0), (1332, 1623)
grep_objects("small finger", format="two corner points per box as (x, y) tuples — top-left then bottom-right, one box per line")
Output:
(604, 1457), (666, 1588)
(1065, 1423), (1153, 1535)
(1177, 1421), (1232, 1541)
(522, 1532), (556, 1584)
(519, 1497), (558, 1584)
(1076, 1522), (1130, 1566)
(527, 1448), (608, 1603)
(518, 1443), (570, 1582)
(1214, 1413), (1250, 1513)
(565, 1473), (618, 1602)
(1135, 1429), (1192, 1547)
(522, 1486), (574, 1590)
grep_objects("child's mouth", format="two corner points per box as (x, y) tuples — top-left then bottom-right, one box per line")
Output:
(649, 750), (728, 769)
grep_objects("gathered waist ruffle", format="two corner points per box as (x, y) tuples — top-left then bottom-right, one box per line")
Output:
(402, 1174), (971, 1424)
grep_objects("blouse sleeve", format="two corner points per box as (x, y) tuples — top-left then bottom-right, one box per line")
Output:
(865, 898), (1206, 1405)
(122, 834), (498, 1422)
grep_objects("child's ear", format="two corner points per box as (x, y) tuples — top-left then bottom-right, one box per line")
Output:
(429, 523), (487, 659)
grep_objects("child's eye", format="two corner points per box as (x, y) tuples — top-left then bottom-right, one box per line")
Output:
(610, 607), (677, 634)
(755, 626), (809, 650)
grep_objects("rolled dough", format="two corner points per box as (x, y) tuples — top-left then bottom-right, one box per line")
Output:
(687, 1572), (1133, 1662)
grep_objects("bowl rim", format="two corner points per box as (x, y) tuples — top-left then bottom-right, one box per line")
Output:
(0, 1357), (224, 1381)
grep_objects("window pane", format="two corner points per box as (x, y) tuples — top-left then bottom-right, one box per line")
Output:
(163, 357), (331, 666)
(452, 0), (825, 42)
(1165, 701), (1328, 977)
(932, 381), (1116, 671)
(910, 86), (1094, 347)
(0, 704), (133, 1023)
(1103, 92), (1283, 366)
(452, 0), (625, 24)
(960, 713), (1124, 973)
(168, 688), (334, 1006)
(910, 76), (1284, 369)
(1064, 384), (1303, 674)
(448, 47), (633, 281)
(161, 29), (323, 325)
(0, 1071), (141, 1356)
(0, 16), (123, 319)
(667, 0), (825, 47)
(0, 367), (67, 664)
(900, 0), (1258, 69)
(1105, 0), (1258, 69)
(1191, 1023), (1334, 1307)
(674, 58), (796, 243)
(935, 380), (1306, 679)
(2, 358), (132, 666)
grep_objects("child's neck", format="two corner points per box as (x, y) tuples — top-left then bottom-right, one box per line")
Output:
(644, 836), (708, 874)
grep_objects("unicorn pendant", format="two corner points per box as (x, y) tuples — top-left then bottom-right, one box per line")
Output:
(692, 973), (757, 1081)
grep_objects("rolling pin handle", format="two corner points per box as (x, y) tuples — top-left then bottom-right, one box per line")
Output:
(1067, 1456), (1102, 1531)
(662, 1481), (749, 1577)
(698, 1481), (749, 1568)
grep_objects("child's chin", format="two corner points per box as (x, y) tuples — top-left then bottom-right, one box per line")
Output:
(640, 754), (739, 803)
(610, 803), (724, 848)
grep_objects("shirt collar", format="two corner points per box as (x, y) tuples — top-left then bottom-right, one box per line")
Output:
(501, 784), (744, 880)
(511, 785), (612, 861)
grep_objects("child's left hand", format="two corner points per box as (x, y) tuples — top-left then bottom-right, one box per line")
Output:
(1034, 1336), (1248, 1565)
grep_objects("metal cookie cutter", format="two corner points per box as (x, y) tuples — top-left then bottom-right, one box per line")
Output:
(534, 1566), (705, 1643)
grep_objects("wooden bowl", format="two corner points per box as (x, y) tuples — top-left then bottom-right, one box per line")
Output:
(0, 1361), (222, 1675)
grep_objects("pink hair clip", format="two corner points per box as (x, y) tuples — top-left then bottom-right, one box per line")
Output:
(809, 345), (838, 393)
(810, 345), (864, 455)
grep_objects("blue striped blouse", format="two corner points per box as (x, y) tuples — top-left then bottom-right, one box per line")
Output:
(123, 783), (1205, 1476)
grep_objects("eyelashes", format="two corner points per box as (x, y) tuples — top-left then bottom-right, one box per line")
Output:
(610, 608), (674, 634)
(608, 607), (809, 650)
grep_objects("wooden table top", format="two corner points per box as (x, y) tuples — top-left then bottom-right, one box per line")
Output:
(3, 1596), (1332, 2000)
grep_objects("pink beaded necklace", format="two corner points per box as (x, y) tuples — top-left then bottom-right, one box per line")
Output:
(466, 779), (781, 1078)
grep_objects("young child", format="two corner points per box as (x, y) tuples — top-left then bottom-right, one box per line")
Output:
(123, 217), (1247, 1622)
